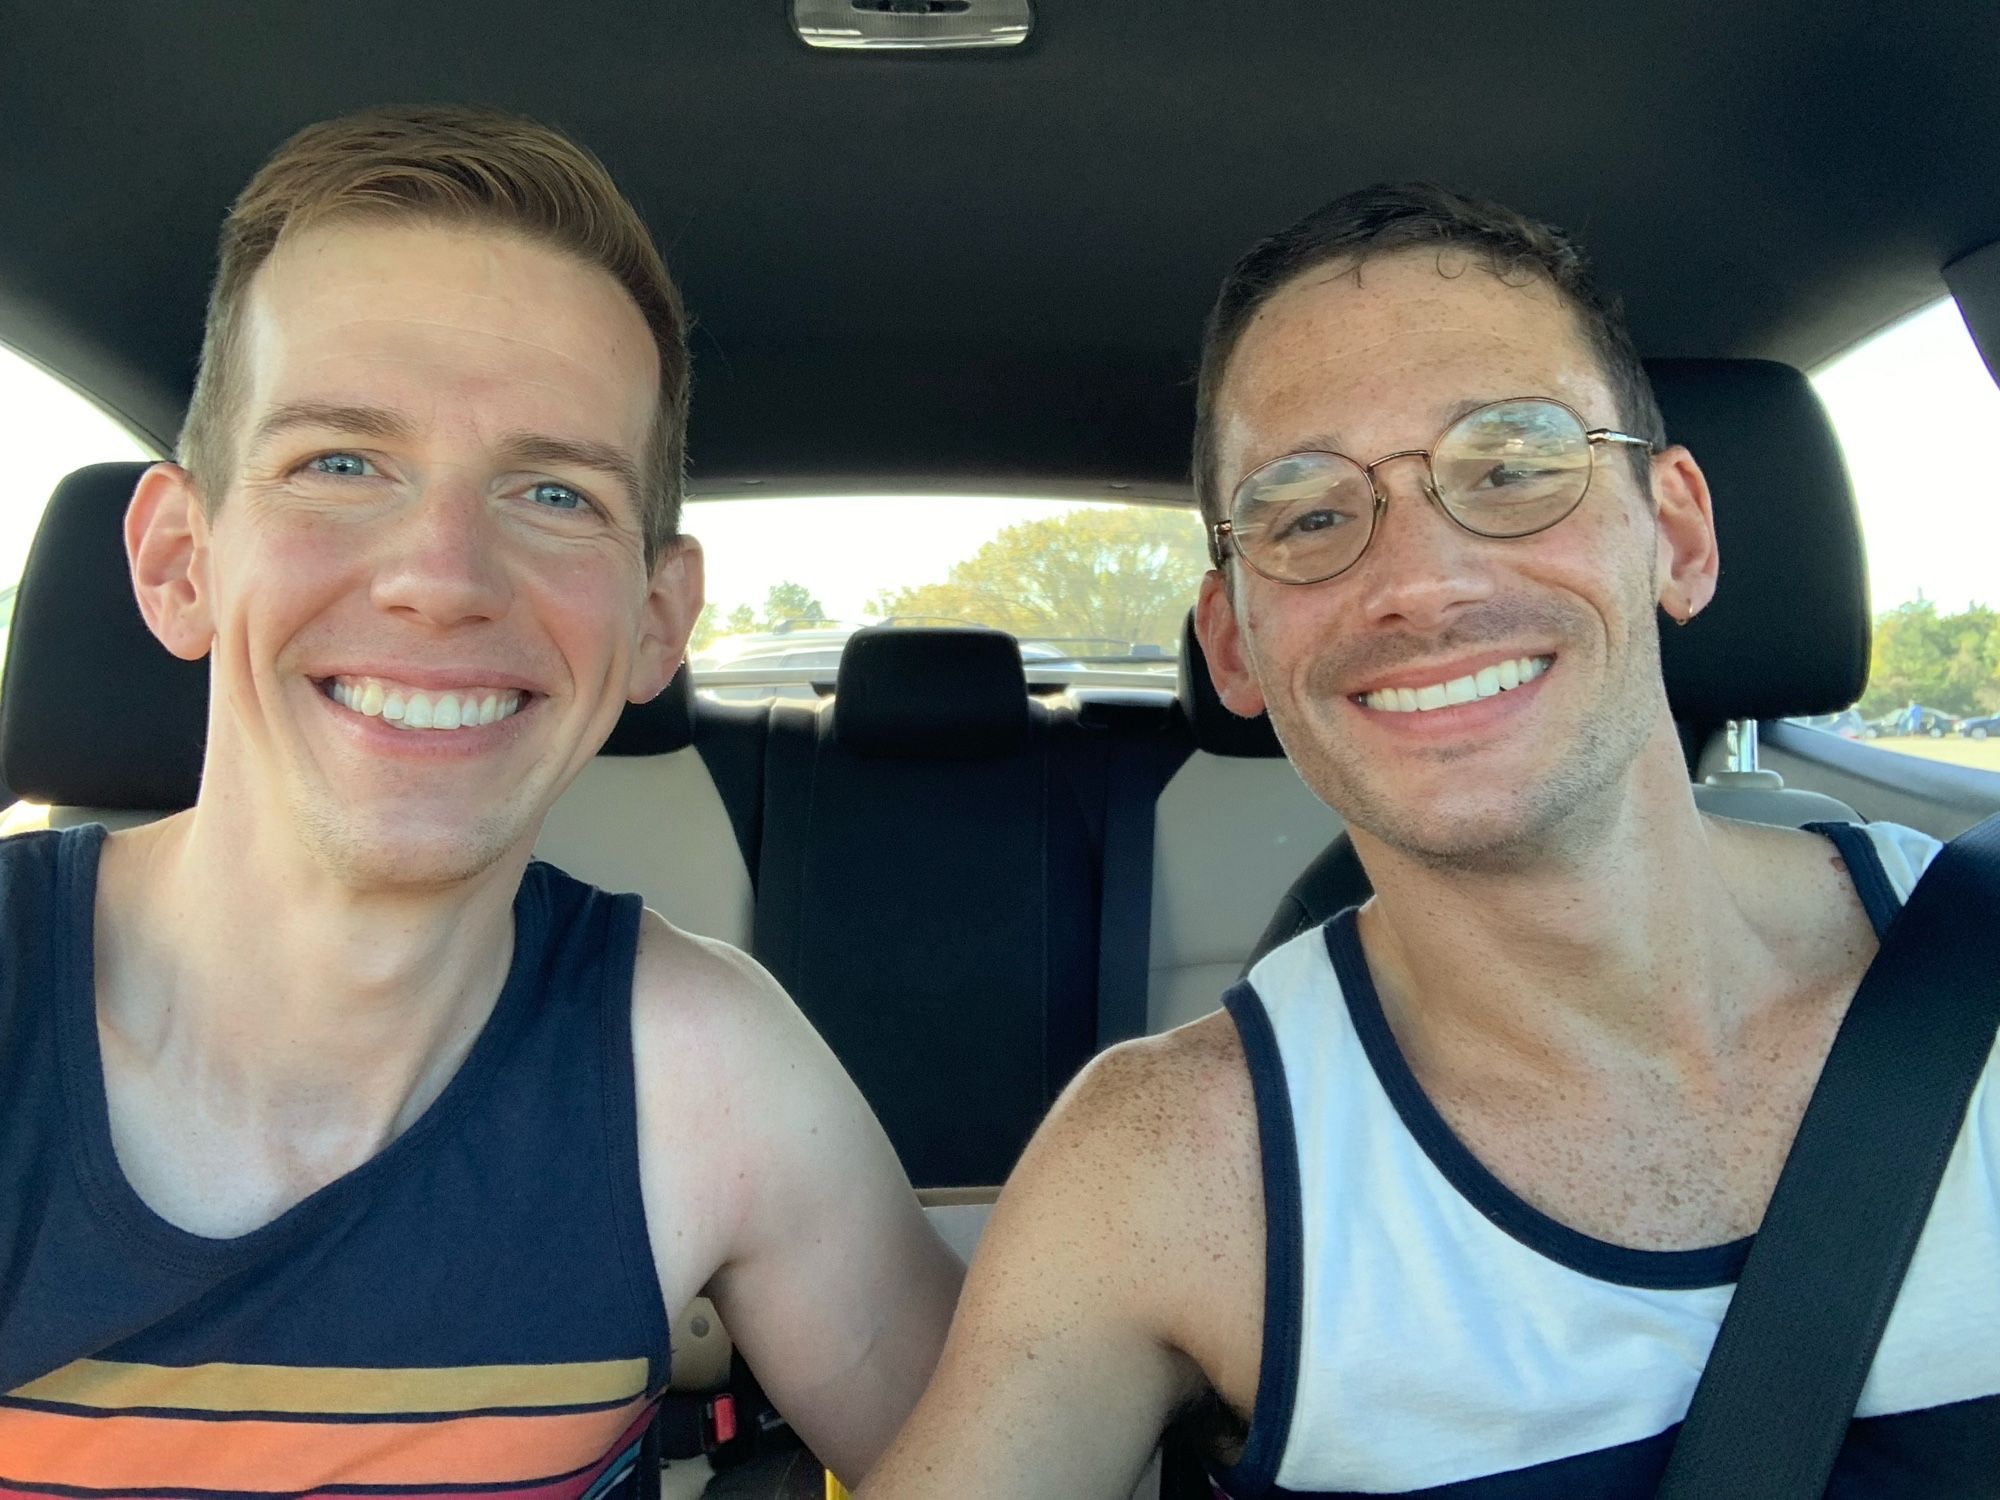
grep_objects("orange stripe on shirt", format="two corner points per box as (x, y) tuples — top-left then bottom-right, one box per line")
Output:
(8, 1356), (648, 1415)
(0, 1396), (652, 1491)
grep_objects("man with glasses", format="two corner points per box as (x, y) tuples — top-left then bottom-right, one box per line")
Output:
(862, 185), (1997, 1497)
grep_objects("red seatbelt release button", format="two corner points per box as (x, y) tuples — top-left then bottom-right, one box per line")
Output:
(707, 1393), (738, 1447)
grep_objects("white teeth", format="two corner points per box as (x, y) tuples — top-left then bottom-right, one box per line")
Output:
(325, 678), (526, 732)
(1360, 656), (1551, 714)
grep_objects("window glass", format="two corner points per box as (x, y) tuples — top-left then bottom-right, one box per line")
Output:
(682, 495), (1209, 697)
(2, 345), (158, 582)
(1808, 299), (2000, 767)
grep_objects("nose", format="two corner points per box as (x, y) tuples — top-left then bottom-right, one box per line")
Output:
(1350, 453), (1495, 629)
(367, 476), (512, 627)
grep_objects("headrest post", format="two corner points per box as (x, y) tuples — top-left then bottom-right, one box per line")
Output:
(1704, 718), (1786, 792)
(1729, 718), (1761, 775)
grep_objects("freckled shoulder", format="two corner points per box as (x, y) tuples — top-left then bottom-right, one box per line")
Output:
(995, 1009), (1269, 1409)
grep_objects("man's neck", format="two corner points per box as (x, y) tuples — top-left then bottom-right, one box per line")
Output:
(1351, 733), (1783, 1077)
(95, 802), (525, 1151)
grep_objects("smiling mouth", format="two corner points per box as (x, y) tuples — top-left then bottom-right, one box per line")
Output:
(319, 675), (529, 732)
(1355, 655), (1553, 714)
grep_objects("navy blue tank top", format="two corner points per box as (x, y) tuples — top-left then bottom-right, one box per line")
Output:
(0, 823), (669, 1498)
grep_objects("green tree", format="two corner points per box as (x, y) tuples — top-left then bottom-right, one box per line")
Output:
(1859, 598), (2000, 718)
(726, 602), (758, 635)
(870, 506), (1209, 652)
(762, 581), (826, 629)
(687, 602), (719, 654)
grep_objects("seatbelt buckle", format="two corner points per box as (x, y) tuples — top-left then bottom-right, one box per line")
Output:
(704, 1393), (738, 1450)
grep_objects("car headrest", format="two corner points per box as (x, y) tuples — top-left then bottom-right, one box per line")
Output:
(1178, 612), (1283, 757)
(833, 626), (1030, 759)
(0, 462), (697, 810)
(1650, 358), (1869, 724)
(1, 463), (206, 808)
(1176, 359), (1869, 744)
(598, 663), (695, 755)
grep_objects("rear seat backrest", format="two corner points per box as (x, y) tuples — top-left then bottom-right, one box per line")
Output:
(0, 462), (759, 947)
(1146, 616), (1343, 1032)
(752, 627), (1097, 1188)
(532, 674), (762, 948)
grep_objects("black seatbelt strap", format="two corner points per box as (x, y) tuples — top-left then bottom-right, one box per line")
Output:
(1095, 731), (1191, 1050)
(1656, 813), (2000, 1499)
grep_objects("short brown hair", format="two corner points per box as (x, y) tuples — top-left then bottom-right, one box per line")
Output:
(179, 103), (689, 565)
(1192, 182), (1663, 538)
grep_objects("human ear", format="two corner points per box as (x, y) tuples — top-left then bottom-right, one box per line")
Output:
(629, 534), (706, 703)
(1194, 568), (1270, 719)
(125, 463), (215, 662)
(1649, 446), (1720, 624)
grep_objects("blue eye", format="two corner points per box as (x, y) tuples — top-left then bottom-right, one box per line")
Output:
(307, 452), (374, 478)
(528, 481), (586, 511)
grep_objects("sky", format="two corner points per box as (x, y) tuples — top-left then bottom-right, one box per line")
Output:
(5, 296), (1996, 619)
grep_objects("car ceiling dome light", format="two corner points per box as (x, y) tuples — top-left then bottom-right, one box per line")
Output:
(792, 0), (1032, 50)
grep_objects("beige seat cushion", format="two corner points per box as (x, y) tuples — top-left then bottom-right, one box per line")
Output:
(1148, 751), (1344, 1032)
(534, 749), (753, 947)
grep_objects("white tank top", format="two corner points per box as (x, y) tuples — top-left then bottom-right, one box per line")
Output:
(1211, 822), (2000, 1498)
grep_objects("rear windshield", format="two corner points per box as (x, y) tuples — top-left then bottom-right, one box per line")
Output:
(682, 495), (1209, 692)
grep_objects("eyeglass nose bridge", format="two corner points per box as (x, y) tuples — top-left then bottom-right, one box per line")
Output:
(1356, 446), (1445, 509)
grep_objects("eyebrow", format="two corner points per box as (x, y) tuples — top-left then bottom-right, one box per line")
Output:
(250, 400), (416, 449)
(497, 433), (644, 499)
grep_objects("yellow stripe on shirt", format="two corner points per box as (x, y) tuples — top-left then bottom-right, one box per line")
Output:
(8, 1356), (649, 1415)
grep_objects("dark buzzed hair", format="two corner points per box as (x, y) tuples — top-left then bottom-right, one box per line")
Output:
(1192, 182), (1664, 536)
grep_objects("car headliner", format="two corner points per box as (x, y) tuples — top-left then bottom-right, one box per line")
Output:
(2, 1), (1996, 499)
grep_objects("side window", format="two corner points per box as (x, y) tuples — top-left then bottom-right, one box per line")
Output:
(1, 344), (158, 812)
(1809, 300), (2000, 767)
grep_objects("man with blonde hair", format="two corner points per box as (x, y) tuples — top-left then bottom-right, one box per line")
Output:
(0, 106), (959, 1495)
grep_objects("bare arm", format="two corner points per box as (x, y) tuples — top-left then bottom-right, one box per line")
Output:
(863, 1020), (1265, 1500)
(631, 916), (963, 1487)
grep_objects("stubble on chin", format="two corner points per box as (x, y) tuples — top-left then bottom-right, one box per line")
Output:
(291, 789), (523, 891)
(1269, 589), (1664, 870)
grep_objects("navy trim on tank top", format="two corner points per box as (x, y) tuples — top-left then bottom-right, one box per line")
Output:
(1215, 978), (1307, 1500)
(1321, 820), (1899, 1291)
(1805, 820), (1900, 938)
(598, 890), (671, 1375)
(53, 822), (550, 1278)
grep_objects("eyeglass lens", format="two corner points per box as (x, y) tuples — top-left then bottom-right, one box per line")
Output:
(1228, 399), (1595, 583)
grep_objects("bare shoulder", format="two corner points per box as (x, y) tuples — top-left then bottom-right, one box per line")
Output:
(982, 1008), (1267, 1409)
(1036, 1008), (1258, 1190)
(624, 909), (839, 1098)
(1704, 816), (1881, 965)
(624, 912), (867, 1298)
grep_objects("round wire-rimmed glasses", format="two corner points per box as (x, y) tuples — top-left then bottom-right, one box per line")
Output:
(1210, 396), (1657, 585)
